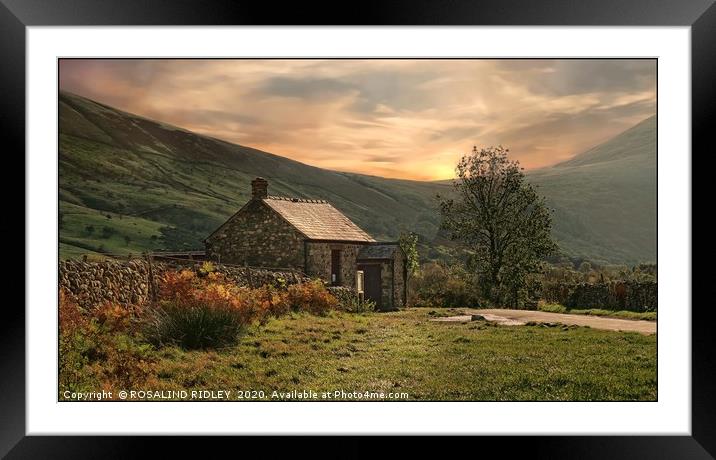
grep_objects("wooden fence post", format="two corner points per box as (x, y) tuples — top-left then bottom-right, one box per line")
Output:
(245, 262), (254, 288)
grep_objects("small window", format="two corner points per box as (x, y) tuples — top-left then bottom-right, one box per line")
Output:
(331, 250), (341, 285)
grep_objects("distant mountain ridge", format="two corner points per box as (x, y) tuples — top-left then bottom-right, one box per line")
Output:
(58, 91), (656, 265)
(553, 116), (656, 168)
(528, 115), (656, 264)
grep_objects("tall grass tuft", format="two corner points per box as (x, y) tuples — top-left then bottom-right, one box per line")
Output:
(143, 298), (250, 350)
(145, 270), (254, 349)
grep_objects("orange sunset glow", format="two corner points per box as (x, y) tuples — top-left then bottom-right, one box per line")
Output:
(59, 59), (656, 180)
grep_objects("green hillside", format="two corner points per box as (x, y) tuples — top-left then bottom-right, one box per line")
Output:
(58, 91), (656, 265)
(58, 91), (450, 258)
(528, 115), (656, 265)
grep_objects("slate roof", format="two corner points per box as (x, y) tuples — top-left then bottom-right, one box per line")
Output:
(357, 243), (399, 260)
(264, 196), (376, 242)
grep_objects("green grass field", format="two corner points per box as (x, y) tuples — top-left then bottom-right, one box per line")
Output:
(60, 201), (167, 256)
(70, 308), (656, 401)
(538, 303), (657, 321)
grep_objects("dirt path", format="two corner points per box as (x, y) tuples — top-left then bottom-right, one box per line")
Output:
(431, 309), (656, 335)
(474, 309), (656, 334)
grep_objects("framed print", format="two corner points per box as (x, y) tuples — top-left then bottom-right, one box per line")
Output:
(4, 0), (714, 456)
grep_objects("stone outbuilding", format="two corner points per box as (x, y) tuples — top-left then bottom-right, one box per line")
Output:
(205, 177), (406, 310)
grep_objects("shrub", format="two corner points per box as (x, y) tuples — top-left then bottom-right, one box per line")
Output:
(145, 271), (341, 350)
(198, 261), (215, 277)
(59, 289), (88, 332)
(59, 289), (155, 394)
(348, 296), (376, 313)
(158, 269), (197, 302)
(328, 286), (376, 313)
(94, 334), (155, 391)
(254, 284), (291, 319)
(286, 280), (339, 316)
(410, 262), (482, 308)
(92, 301), (135, 333)
(541, 280), (657, 312)
(537, 301), (567, 313)
(147, 270), (255, 349)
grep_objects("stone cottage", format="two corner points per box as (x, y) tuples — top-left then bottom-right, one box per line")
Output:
(205, 177), (406, 310)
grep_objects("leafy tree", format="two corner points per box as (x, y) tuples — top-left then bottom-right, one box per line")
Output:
(438, 145), (557, 306)
(399, 231), (420, 286)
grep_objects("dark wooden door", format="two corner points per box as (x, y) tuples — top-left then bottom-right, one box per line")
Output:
(359, 264), (382, 310)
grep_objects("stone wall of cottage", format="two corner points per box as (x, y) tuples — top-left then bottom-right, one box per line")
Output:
(305, 242), (365, 289)
(205, 200), (306, 269)
(378, 250), (406, 310)
(340, 244), (362, 289)
(357, 249), (406, 311)
(304, 242), (330, 281)
(392, 249), (406, 308)
(379, 261), (393, 309)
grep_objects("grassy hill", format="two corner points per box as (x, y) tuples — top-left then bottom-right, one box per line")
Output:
(528, 115), (656, 265)
(58, 91), (655, 265)
(58, 91), (450, 258)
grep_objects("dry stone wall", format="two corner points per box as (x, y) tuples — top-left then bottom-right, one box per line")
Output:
(59, 258), (310, 309)
(197, 264), (309, 288)
(59, 259), (152, 309)
(542, 280), (658, 312)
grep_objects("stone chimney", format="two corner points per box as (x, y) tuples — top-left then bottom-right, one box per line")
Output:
(251, 177), (268, 199)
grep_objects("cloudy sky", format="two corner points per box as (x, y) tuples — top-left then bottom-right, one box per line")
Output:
(59, 59), (655, 180)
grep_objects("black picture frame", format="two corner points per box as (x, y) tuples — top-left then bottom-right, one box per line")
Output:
(4, 0), (713, 457)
